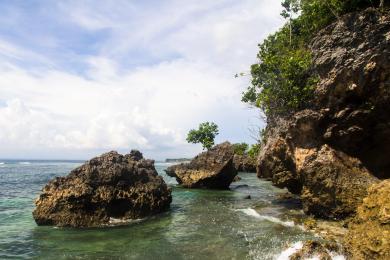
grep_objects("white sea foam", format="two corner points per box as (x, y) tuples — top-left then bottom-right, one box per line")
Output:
(237, 208), (295, 227)
(108, 217), (144, 226)
(274, 241), (346, 260)
(329, 254), (346, 260)
(275, 241), (303, 260)
(19, 162), (31, 165)
(0, 162), (4, 165)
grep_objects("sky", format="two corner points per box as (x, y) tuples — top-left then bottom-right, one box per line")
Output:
(0, 0), (284, 160)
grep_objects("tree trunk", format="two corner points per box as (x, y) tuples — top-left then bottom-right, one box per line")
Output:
(380, 0), (384, 10)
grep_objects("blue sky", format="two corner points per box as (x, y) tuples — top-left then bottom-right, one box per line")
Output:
(0, 0), (284, 160)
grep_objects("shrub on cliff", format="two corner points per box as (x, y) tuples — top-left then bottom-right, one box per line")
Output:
(232, 143), (249, 155)
(247, 144), (261, 159)
(242, 0), (386, 121)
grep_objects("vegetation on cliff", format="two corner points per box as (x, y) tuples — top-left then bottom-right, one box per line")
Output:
(242, 0), (387, 121)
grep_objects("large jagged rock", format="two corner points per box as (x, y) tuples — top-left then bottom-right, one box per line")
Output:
(300, 145), (379, 219)
(33, 150), (172, 228)
(233, 154), (257, 173)
(258, 112), (379, 218)
(165, 142), (237, 189)
(257, 9), (389, 219)
(344, 180), (390, 260)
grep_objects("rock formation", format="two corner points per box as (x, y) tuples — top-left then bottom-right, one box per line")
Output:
(33, 150), (172, 228)
(165, 142), (237, 189)
(345, 180), (390, 260)
(233, 154), (257, 172)
(257, 8), (389, 219)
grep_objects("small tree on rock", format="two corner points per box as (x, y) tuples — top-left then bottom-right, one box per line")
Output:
(186, 122), (219, 150)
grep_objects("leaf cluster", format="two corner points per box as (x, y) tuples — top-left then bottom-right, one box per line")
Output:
(247, 144), (261, 159)
(186, 122), (219, 150)
(232, 143), (249, 155)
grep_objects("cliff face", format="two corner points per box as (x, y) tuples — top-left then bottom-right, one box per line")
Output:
(257, 9), (389, 219)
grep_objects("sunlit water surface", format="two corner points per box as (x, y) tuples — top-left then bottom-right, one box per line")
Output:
(0, 160), (317, 259)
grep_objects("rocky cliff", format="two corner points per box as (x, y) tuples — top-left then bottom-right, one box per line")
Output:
(33, 150), (172, 228)
(257, 8), (389, 219)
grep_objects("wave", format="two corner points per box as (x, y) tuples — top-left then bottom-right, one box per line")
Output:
(19, 162), (31, 165)
(275, 241), (346, 260)
(237, 208), (295, 227)
(0, 162), (4, 165)
(275, 241), (303, 260)
(108, 217), (145, 226)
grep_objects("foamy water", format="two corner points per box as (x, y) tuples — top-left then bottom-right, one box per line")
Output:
(237, 208), (296, 227)
(275, 241), (303, 260)
(275, 241), (346, 260)
(19, 162), (31, 165)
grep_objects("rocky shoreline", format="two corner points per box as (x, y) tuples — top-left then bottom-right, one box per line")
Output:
(31, 7), (389, 259)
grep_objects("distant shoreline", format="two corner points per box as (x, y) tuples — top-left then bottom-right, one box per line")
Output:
(165, 158), (192, 163)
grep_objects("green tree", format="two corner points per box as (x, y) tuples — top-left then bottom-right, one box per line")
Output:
(186, 122), (219, 150)
(247, 144), (261, 159)
(232, 143), (249, 155)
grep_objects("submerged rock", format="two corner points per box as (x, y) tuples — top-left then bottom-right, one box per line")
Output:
(345, 180), (390, 260)
(165, 142), (237, 189)
(232, 175), (242, 182)
(33, 150), (172, 228)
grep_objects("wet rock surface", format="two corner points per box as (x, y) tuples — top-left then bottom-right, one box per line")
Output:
(165, 142), (237, 189)
(290, 240), (341, 260)
(33, 150), (172, 228)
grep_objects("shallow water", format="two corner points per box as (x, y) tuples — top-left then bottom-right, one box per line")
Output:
(0, 160), (317, 259)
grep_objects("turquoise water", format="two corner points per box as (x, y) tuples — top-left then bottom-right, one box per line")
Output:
(0, 160), (316, 259)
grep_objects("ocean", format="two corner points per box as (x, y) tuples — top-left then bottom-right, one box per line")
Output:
(0, 160), (318, 259)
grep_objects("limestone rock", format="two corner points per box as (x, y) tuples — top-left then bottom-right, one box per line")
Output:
(300, 145), (378, 219)
(345, 180), (390, 260)
(165, 142), (237, 189)
(33, 151), (172, 227)
(257, 9), (389, 219)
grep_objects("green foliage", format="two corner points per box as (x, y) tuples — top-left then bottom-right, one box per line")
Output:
(232, 143), (249, 155)
(242, 0), (383, 120)
(186, 122), (219, 150)
(247, 144), (261, 159)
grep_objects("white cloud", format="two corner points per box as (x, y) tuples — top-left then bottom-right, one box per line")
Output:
(0, 0), (283, 159)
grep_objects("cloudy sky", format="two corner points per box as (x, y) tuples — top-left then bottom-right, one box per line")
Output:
(0, 0), (284, 160)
